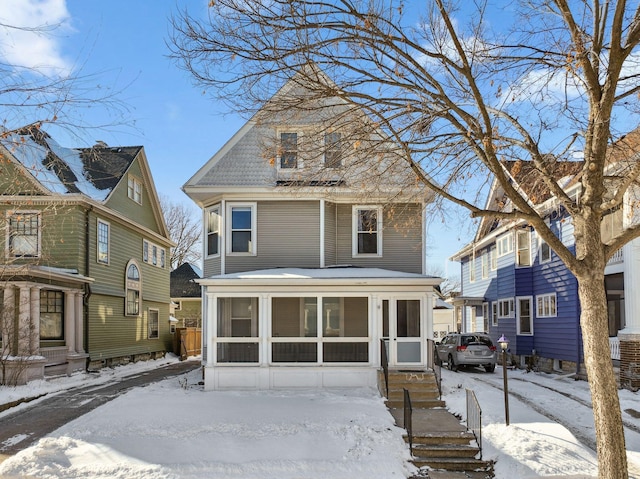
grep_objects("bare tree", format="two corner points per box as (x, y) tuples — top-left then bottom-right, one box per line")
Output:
(170, 1), (640, 476)
(160, 196), (202, 270)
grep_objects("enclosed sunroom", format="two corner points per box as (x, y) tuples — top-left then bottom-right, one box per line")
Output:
(198, 267), (440, 390)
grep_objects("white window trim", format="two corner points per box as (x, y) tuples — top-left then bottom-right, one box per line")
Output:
(491, 302), (498, 326)
(127, 175), (143, 204)
(497, 233), (513, 257)
(516, 229), (532, 268)
(277, 130), (302, 170)
(498, 298), (514, 318)
(226, 202), (257, 256)
(125, 259), (141, 317)
(482, 302), (489, 331)
(206, 204), (221, 258)
(352, 205), (383, 257)
(324, 131), (342, 168)
(536, 293), (557, 318)
(517, 296), (534, 335)
(539, 236), (552, 263)
(97, 219), (110, 265)
(481, 252), (489, 279)
(469, 252), (476, 283)
(148, 308), (159, 339)
(6, 210), (41, 259)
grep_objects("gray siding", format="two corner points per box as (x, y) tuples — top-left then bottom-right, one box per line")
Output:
(226, 200), (321, 273)
(335, 203), (423, 273)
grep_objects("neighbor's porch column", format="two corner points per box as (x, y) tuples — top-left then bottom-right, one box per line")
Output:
(64, 291), (76, 354)
(29, 286), (41, 354)
(621, 237), (640, 390)
(74, 291), (85, 353)
(17, 285), (32, 356)
(2, 286), (15, 355)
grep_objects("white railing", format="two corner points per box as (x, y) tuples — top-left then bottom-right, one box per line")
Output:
(610, 337), (621, 361)
(40, 346), (68, 366)
(608, 248), (624, 266)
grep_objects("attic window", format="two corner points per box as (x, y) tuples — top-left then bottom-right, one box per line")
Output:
(324, 132), (342, 168)
(279, 132), (298, 169)
(127, 175), (142, 204)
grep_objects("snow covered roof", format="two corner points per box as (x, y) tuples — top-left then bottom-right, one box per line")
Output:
(2, 125), (141, 202)
(198, 266), (440, 286)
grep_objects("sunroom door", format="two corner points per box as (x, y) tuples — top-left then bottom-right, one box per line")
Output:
(382, 298), (424, 367)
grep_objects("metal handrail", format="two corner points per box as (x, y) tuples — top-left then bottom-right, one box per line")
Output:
(427, 339), (442, 399)
(403, 388), (413, 456)
(466, 388), (483, 460)
(380, 338), (389, 397)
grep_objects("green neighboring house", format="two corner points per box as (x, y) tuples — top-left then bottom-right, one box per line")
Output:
(0, 125), (174, 384)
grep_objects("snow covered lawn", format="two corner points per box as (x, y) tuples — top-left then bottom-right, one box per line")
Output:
(1, 356), (639, 478)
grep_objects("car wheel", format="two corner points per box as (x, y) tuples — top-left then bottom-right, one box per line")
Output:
(485, 364), (495, 373)
(448, 354), (457, 372)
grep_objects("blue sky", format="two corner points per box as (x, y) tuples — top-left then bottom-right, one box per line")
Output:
(0, 0), (470, 278)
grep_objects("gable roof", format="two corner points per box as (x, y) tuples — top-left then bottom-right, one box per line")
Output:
(183, 65), (426, 205)
(1, 124), (140, 202)
(170, 263), (202, 298)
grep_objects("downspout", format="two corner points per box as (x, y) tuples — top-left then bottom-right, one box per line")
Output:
(84, 207), (93, 371)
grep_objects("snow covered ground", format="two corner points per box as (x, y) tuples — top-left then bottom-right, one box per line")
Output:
(0, 355), (638, 478)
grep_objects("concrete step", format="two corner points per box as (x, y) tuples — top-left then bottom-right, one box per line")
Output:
(409, 431), (476, 446)
(387, 388), (441, 400)
(411, 443), (479, 459)
(385, 398), (446, 409)
(411, 457), (493, 472)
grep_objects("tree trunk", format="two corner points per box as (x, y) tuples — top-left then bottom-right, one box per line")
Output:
(577, 270), (628, 478)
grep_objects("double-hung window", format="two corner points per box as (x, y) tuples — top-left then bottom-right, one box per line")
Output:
(324, 132), (342, 168)
(228, 203), (257, 254)
(353, 206), (382, 256)
(148, 309), (159, 339)
(516, 229), (531, 267)
(207, 206), (221, 256)
(539, 236), (551, 263)
(279, 132), (298, 169)
(490, 245), (497, 270)
(497, 233), (513, 257)
(40, 290), (64, 340)
(492, 302), (498, 326)
(7, 211), (40, 258)
(517, 297), (533, 335)
(127, 175), (142, 204)
(97, 219), (110, 264)
(469, 253), (476, 283)
(481, 252), (489, 279)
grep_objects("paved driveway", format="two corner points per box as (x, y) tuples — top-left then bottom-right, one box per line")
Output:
(0, 359), (200, 461)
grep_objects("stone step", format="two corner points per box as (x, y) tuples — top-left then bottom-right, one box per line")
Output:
(411, 443), (480, 459)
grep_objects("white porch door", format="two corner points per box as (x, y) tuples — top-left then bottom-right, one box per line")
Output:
(382, 298), (424, 367)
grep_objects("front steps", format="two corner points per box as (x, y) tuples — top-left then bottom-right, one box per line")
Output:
(380, 369), (494, 477)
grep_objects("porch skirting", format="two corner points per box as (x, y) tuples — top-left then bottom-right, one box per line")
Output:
(204, 365), (378, 390)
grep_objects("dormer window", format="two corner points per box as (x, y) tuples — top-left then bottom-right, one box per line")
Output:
(279, 132), (298, 169)
(324, 132), (342, 168)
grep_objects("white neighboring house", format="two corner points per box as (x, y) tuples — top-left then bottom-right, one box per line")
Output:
(182, 68), (441, 390)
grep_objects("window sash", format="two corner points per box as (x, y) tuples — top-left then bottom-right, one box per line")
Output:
(279, 132), (298, 169)
(9, 213), (39, 257)
(518, 298), (533, 335)
(148, 309), (159, 339)
(40, 290), (64, 340)
(127, 290), (140, 315)
(540, 239), (551, 263)
(516, 230), (531, 266)
(207, 207), (220, 256)
(481, 253), (489, 278)
(97, 220), (109, 264)
(536, 294), (557, 317)
(354, 207), (381, 256)
(128, 176), (142, 204)
(230, 205), (254, 253)
(324, 132), (342, 168)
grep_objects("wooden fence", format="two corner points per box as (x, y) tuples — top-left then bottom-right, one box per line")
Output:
(175, 327), (202, 360)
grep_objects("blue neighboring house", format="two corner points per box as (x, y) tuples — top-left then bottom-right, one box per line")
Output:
(450, 157), (629, 379)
